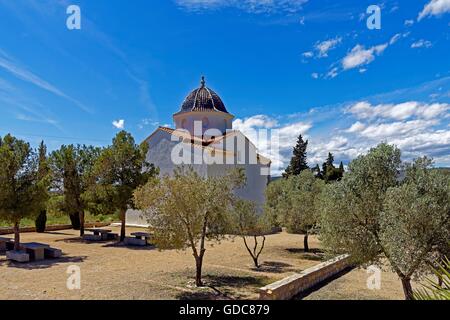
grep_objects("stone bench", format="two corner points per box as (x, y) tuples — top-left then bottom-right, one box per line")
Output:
(82, 234), (102, 241)
(0, 237), (15, 251)
(44, 247), (62, 259)
(124, 237), (147, 246)
(6, 250), (30, 263)
(106, 233), (119, 241)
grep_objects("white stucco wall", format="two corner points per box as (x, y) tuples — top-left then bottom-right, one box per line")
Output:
(173, 111), (234, 135)
(126, 127), (270, 226)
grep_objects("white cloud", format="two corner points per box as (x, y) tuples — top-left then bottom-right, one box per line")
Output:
(112, 119), (125, 129)
(404, 19), (414, 26)
(175, 0), (309, 14)
(357, 119), (438, 140)
(342, 43), (388, 70)
(411, 39), (433, 48)
(346, 121), (365, 133)
(326, 67), (339, 79)
(418, 0), (450, 21)
(314, 37), (342, 58)
(347, 101), (449, 121)
(389, 33), (401, 45)
(236, 98), (450, 175)
(302, 51), (313, 58)
(311, 72), (319, 79)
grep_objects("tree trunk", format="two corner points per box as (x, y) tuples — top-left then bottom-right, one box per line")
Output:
(69, 212), (80, 230)
(401, 277), (414, 300)
(303, 232), (309, 253)
(194, 249), (206, 287)
(13, 222), (20, 251)
(253, 257), (259, 268)
(79, 211), (85, 237)
(120, 209), (126, 242)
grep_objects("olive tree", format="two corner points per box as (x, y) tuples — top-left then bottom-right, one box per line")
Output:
(381, 157), (450, 299)
(0, 134), (49, 250)
(320, 143), (450, 300)
(231, 200), (271, 268)
(277, 170), (324, 252)
(264, 179), (284, 230)
(134, 166), (245, 287)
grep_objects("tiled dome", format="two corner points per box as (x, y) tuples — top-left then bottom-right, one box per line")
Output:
(180, 76), (229, 114)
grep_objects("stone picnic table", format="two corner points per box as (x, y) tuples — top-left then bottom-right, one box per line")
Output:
(84, 228), (117, 241)
(21, 242), (51, 261)
(126, 232), (153, 246)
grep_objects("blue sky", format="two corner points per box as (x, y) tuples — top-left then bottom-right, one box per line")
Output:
(0, 0), (449, 174)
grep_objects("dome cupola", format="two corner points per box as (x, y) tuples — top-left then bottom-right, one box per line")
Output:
(173, 77), (234, 136)
(179, 76), (229, 114)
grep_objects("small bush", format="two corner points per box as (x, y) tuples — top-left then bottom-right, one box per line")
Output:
(35, 211), (47, 233)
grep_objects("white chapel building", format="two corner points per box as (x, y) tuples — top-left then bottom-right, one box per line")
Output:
(126, 77), (271, 226)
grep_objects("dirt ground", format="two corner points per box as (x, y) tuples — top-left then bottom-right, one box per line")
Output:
(0, 227), (411, 300)
(302, 267), (419, 300)
(0, 227), (322, 300)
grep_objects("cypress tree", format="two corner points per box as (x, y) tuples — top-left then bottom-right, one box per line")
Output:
(284, 135), (309, 177)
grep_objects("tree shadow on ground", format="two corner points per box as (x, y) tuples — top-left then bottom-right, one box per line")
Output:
(101, 242), (157, 251)
(292, 267), (354, 300)
(43, 231), (76, 236)
(176, 274), (268, 300)
(251, 261), (294, 273)
(285, 248), (325, 261)
(54, 237), (115, 246)
(3, 254), (87, 270)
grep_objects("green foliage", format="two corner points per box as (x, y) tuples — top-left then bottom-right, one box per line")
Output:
(264, 179), (285, 229)
(319, 143), (450, 300)
(50, 144), (101, 233)
(320, 153), (344, 182)
(35, 211), (47, 233)
(320, 143), (402, 263)
(414, 257), (450, 300)
(231, 200), (270, 268)
(0, 134), (49, 248)
(381, 157), (450, 279)
(231, 200), (270, 236)
(283, 134), (308, 177)
(35, 141), (50, 233)
(266, 170), (324, 252)
(281, 170), (324, 235)
(134, 166), (245, 286)
(84, 131), (158, 241)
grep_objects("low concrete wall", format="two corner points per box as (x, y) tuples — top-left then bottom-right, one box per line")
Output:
(0, 222), (111, 235)
(259, 254), (351, 300)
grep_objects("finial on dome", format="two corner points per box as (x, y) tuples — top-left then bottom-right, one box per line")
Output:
(200, 76), (205, 88)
